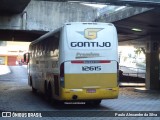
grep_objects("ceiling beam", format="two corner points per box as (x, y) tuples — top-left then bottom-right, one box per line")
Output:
(35, 0), (160, 7)
(0, 30), (46, 42)
(0, 0), (31, 14)
(96, 7), (152, 23)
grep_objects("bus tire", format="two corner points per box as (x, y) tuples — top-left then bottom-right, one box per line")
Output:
(30, 77), (37, 93)
(48, 82), (60, 105)
(44, 81), (48, 100)
(30, 79), (32, 86)
(28, 75), (32, 86)
(48, 83), (52, 102)
(32, 86), (37, 93)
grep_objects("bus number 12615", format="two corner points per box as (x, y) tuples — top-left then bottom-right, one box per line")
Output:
(82, 66), (101, 71)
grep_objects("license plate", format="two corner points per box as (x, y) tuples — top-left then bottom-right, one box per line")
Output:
(86, 89), (96, 93)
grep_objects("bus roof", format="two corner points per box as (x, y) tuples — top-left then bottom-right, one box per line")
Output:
(30, 22), (114, 46)
(30, 27), (61, 46)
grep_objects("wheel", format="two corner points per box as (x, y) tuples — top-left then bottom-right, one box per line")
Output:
(46, 83), (59, 105)
(28, 75), (32, 86)
(32, 86), (37, 93)
(44, 81), (48, 100)
(48, 83), (52, 102)
(31, 78), (37, 93)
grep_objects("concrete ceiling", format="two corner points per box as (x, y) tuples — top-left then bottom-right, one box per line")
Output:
(114, 8), (160, 43)
(0, 30), (46, 42)
(0, 0), (31, 14)
(1, 8), (160, 43)
(37, 0), (160, 7)
(0, 0), (160, 44)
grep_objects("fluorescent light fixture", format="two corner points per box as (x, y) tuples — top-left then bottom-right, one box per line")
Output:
(68, 1), (80, 2)
(115, 6), (126, 11)
(82, 3), (107, 8)
(131, 28), (142, 32)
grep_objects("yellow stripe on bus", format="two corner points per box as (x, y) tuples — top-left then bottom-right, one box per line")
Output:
(59, 87), (119, 100)
(64, 73), (117, 89)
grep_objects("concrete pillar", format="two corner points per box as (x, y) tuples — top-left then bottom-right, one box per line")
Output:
(145, 36), (160, 90)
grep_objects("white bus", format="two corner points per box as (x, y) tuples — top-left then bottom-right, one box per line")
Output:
(24, 22), (119, 105)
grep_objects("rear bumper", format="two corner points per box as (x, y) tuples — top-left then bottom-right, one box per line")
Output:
(58, 87), (119, 101)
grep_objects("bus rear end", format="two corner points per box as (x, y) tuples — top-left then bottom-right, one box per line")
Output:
(59, 22), (119, 102)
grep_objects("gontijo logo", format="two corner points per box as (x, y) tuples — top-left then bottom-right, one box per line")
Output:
(70, 28), (111, 48)
(77, 28), (103, 40)
(84, 28), (103, 40)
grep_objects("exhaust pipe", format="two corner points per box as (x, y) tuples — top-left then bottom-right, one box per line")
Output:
(72, 95), (78, 100)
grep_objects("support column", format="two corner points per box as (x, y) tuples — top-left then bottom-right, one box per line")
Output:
(146, 36), (160, 90)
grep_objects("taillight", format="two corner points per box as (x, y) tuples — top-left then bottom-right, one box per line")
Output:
(60, 62), (64, 87)
(117, 62), (119, 86)
(60, 62), (64, 77)
(71, 60), (84, 64)
(117, 62), (119, 70)
(99, 60), (110, 63)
